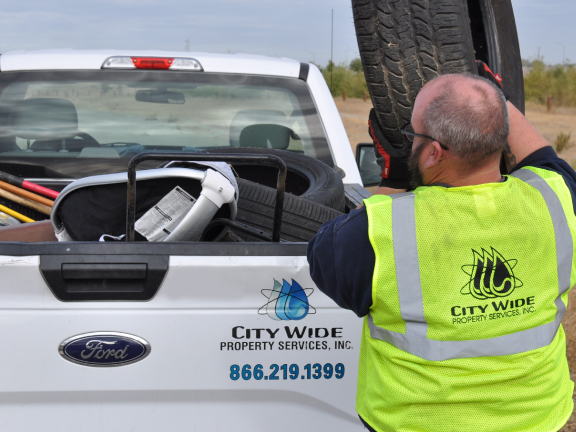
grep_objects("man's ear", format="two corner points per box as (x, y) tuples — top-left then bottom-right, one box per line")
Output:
(421, 141), (445, 169)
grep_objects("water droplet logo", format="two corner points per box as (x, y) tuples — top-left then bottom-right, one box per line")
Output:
(461, 247), (523, 300)
(259, 279), (316, 321)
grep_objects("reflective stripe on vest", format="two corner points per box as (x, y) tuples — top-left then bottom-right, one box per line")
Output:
(367, 169), (574, 361)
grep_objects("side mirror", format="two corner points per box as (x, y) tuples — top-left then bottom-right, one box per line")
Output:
(355, 143), (381, 187)
(135, 90), (185, 104)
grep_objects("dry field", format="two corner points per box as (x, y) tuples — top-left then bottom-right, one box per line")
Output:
(336, 97), (576, 430)
(336, 98), (576, 165)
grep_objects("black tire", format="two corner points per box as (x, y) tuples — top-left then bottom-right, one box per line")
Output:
(352, 0), (524, 147)
(234, 178), (342, 242)
(202, 148), (345, 211)
(352, 0), (477, 147)
(467, 0), (524, 113)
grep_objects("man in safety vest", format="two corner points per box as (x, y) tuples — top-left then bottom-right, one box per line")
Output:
(307, 66), (576, 432)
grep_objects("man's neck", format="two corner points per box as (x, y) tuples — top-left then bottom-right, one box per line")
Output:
(425, 163), (503, 187)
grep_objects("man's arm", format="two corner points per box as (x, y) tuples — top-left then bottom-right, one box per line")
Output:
(505, 102), (550, 170)
(476, 60), (550, 170)
(507, 103), (576, 215)
(307, 208), (375, 317)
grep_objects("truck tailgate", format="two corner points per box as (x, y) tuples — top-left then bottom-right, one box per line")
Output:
(0, 249), (363, 431)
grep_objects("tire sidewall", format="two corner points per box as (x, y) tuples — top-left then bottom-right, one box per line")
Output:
(234, 177), (342, 242)
(202, 147), (345, 211)
(480, 0), (525, 113)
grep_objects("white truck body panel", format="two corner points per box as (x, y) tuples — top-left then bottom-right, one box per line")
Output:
(0, 254), (363, 430)
(0, 50), (373, 430)
(0, 49), (301, 78)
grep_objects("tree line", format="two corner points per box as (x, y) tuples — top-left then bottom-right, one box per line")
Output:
(524, 60), (576, 107)
(319, 59), (368, 98)
(324, 58), (576, 108)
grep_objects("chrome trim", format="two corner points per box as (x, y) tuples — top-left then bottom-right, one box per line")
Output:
(25, 178), (76, 184)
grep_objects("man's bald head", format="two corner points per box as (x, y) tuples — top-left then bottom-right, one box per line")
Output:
(414, 74), (509, 169)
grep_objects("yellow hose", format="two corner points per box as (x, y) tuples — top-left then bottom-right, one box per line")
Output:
(0, 204), (35, 223)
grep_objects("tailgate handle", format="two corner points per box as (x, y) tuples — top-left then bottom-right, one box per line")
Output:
(62, 263), (147, 280)
(40, 255), (168, 301)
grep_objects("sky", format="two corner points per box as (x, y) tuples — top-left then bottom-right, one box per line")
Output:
(0, 0), (573, 67)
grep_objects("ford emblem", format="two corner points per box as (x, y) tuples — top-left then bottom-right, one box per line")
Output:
(59, 332), (151, 367)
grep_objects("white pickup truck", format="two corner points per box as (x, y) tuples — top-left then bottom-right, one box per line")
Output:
(0, 50), (381, 431)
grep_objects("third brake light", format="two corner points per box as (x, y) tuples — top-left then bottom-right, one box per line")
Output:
(102, 56), (203, 71)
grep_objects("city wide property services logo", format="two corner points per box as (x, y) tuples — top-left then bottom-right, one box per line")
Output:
(461, 247), (523, 300)
(259, 279), (316, 321)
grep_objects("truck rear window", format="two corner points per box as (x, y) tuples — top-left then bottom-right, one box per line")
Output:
(0, 70), (331, 179)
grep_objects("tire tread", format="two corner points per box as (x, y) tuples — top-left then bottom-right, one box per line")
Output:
(352, 0), (476, 146)
(235, 179), (342, 242)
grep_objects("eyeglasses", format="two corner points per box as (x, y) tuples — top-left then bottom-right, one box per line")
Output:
(400, 123), (449, 150)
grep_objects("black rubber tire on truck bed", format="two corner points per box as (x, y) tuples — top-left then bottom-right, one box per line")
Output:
(202, 148), (346, 212)
(233, 178), (342, 242)
(351, 0), (524, 148)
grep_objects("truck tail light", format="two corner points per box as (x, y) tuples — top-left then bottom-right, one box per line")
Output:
(132, 57), (173, 69)
(102, 56), (203, 71)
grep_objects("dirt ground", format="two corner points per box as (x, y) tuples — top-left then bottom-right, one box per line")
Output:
(336, 97), (576, 430)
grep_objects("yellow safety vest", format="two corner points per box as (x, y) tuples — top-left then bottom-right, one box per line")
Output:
(359, 167), (576, 432)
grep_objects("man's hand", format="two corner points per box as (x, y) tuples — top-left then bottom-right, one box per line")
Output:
(476, 60), (510, 101)
(368, 108), (411, 190)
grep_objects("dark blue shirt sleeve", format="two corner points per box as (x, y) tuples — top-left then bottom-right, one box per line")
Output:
(307, 207), (375, 317)
(513, 146), (576, 214)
